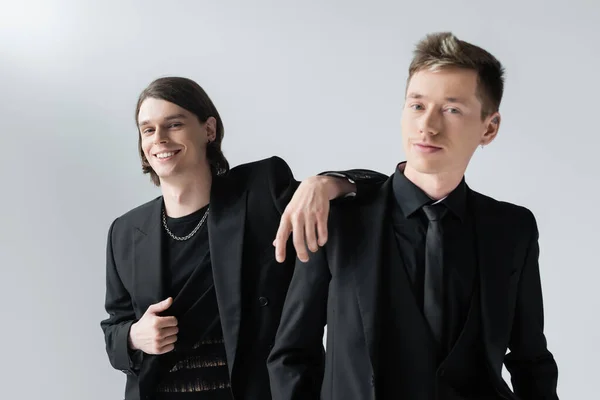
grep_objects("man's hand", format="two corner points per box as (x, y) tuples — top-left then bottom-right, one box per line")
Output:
(128, 297), (178, 355)
(273, 175), (355, 263)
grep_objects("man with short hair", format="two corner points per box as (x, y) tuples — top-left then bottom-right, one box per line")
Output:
(267, 32), (559, 400)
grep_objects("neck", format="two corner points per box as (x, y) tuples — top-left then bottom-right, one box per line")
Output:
(160, 164), (212, 218)
(402, 162), (464, 200)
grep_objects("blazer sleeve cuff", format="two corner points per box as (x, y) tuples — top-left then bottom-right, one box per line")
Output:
(114, 321), (142, 375)
(318, 172), (357, 197)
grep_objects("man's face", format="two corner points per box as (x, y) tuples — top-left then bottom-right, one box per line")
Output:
(138, 98), (215, 182)
(401, 67), (500, 175)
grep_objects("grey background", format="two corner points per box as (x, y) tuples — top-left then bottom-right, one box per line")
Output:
(1, 0), (598, 398)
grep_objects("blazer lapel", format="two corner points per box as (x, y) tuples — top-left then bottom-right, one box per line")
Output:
(470, 191), (512, 372)
(133, 197), (167, 312)
(208, 174), (248, 375)
(351, 176), (393, 371)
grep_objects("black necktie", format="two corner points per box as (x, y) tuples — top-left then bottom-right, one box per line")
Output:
(422, 203), (448, 345)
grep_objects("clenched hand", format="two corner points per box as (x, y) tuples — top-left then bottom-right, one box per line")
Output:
(128, 297), (178, 355)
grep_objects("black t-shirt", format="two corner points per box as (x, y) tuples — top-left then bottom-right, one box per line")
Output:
(155, 204), (233, 400)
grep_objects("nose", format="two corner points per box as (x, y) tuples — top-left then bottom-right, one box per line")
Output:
(153, 126), (169, 144)
(418, 109), (441, 136)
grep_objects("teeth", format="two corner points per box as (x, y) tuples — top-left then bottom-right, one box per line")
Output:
(156, 151), (176, 159)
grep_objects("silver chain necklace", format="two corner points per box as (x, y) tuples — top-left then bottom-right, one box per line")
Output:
(162, 206), (209, 241)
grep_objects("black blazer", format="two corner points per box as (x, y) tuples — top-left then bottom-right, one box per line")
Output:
(267, 176), (559, 400)
(100, 156), (386, 400)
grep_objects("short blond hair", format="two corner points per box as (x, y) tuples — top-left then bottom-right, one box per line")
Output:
(408, 32), (505, 118)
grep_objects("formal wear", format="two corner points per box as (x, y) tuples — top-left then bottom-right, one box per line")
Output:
(267, 165), (559, 400)
(100, 156), (386, 400)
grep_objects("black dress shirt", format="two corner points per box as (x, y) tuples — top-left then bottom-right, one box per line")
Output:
(390, 165), (477, 354)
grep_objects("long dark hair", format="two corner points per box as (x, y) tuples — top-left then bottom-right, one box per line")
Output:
(135, 77), (229, 185)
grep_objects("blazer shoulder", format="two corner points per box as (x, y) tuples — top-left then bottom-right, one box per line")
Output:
(225, 155), (292, 189)
(471, 190), (537, 230)
(110, 196), (162, 232)
(227, 155), (289, 175)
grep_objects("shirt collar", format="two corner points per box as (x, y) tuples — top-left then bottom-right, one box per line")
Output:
(392, 162), (467, 221)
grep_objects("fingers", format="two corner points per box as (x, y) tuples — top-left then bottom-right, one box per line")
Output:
(276, 186), (331, 263)
(293, 219), (309, 263)
(273, 217), (292, 263)
(158, 326), (179, 339)
(133, 303), (179, 354)
(150, 326), (178, 355)
(156, 329), (178, 354)
(304, 215), (319, 253)
(154, 316), (178, 329)
(147, 297), (173, 314)
(160, 332), (178, 346)
(316, 208), (328, 247)
(157, 343), (176, 354)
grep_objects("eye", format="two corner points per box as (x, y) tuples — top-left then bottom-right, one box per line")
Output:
(142, 128), (154, 134)
(169, 122), (183, 128)
(409, 103), (424, 111)
(444, 107), (461, 114)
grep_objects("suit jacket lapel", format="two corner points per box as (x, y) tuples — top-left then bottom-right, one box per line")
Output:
(470, 190), (512, 372)
(133, 197), (167, 312)
(351, 176), (392, 371)
(208, 174), (248, 375)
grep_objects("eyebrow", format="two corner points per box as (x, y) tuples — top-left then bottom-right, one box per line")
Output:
(445, 96), (467, 104)
(407, 92), (423, 99)
(406, 92), (468, 104)
(138, 113), (187, 127)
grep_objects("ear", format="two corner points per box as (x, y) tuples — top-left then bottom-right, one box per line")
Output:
(481, 112), (500, 146)
(205, 116), (217, 142)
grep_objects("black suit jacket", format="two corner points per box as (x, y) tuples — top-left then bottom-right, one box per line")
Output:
(100, 156), (386, 400)
(267, 176), (559, 400)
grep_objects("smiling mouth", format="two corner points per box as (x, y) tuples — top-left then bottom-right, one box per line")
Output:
(154, 150), (181, 159)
